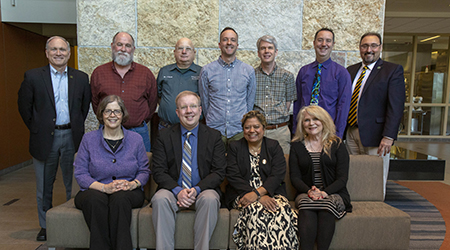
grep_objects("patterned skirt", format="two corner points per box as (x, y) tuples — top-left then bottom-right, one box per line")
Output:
(297, 193), (346, 219)
(232, 195), (299, 250)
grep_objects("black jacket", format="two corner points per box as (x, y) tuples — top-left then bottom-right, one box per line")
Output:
(289, 140), (352, 211)
(225, 137), (287, 209)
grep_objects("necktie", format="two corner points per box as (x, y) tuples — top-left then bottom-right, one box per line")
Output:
(348, 66), (368, 126)
(181, 132), (192, 189)
(310, 63), (323, 105)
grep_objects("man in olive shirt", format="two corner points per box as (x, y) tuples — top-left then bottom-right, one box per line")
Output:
(157, 38), (201, 129)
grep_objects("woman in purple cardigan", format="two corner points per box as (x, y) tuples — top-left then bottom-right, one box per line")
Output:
(74, 95), (150, 250)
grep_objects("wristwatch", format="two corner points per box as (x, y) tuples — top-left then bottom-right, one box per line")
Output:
(252, 189), (261, 201)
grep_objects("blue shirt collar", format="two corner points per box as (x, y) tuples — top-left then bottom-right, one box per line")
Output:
(218, 56), (237, 67)
(49, 64), (67, 74)
(180, 124), (199, 138)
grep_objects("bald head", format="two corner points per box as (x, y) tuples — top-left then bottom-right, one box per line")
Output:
(174, 38), (195, 69)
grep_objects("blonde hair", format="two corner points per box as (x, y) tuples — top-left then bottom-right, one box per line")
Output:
(292, 105), (340, 156)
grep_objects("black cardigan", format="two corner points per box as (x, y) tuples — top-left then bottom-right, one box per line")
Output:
(225, 137), (287, 209)
(289, 140), (352, 211)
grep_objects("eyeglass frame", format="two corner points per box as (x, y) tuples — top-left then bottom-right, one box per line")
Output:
(360, 43), (381, 50)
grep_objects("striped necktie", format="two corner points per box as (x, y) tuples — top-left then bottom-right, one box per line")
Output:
(181, 132), (192, 189)
(310, 63), (323, 105)
(348, 66), (368, 126)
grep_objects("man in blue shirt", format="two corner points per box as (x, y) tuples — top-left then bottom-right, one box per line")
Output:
(18, 36), (91, 241)
(199, 27), (256, 147)
(293, 28), (351, 138)
(157, 38), (202, 129)
(151, 91), (226, 250)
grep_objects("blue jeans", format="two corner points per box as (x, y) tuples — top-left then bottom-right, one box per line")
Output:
(128, 121), (151, 152)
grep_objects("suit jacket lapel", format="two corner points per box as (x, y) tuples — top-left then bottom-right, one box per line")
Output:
(67, 67), (75, 112)
(197, 124), (207, 178)
(349, 62), (362, 81)
(42, 65), (56, 109)
(362, 59), (383, 96)
(171, 124), (183, 176)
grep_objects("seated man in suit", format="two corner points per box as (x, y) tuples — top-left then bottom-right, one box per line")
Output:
(151, 90), (226, 250)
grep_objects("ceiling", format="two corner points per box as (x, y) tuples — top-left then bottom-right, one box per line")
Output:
(385, 0), (450, 34)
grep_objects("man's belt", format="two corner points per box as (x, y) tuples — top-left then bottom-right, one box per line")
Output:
(265, 122), (288, 130)
(55, 123), (71, 130)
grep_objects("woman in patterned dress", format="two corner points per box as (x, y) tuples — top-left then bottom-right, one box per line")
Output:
(225, 110), (298, 250)
(289, 105), (352, 250)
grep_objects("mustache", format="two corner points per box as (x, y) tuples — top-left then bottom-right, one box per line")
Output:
(364, 52), (375, 55)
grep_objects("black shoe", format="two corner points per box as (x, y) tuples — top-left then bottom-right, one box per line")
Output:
(36, 228), (46, 241)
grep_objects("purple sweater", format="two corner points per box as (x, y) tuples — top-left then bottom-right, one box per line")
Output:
(74, 127), (150, 191)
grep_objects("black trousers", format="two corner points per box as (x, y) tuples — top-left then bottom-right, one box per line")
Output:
(75, 188), (144, 250)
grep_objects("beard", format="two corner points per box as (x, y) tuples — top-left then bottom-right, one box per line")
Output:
(112, 51), (133, 66)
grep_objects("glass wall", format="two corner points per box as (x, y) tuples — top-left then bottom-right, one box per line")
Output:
(383, 34), (450, 137)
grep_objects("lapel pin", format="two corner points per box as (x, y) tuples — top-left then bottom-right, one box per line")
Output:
(70, 75), (73, 78)
(377, 66), (381, 70)
(262, 159), (267, 164)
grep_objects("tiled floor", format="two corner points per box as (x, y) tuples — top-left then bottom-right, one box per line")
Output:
(1, 141), (449, 249)
(0, 165), (67, 250)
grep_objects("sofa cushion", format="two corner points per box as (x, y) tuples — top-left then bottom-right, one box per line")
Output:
(138, 205), (230, 249)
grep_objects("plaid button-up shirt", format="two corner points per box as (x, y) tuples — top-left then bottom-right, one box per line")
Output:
(254, 64), (296, 124)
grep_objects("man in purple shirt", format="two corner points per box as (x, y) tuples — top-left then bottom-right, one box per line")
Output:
(293, 28), (351, 138)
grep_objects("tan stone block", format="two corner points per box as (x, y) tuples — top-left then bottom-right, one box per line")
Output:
(78, 0), (136, 46)
(276, 51), (316, 78)
(220, 0), (303, 50)
(137, 0), (219, 48)
(78, 47), (111, 76)
(347, 51), (362, 67)
(331, 52), (346, 67)
(197, 49), (221, 67)
(302, 0), (384, 51)
(134, 48), (175, 76)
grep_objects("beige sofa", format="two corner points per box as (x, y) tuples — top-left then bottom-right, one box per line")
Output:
(47, 154), (410, 250)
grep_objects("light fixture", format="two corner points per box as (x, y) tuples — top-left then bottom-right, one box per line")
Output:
(420, 35), (440, 43)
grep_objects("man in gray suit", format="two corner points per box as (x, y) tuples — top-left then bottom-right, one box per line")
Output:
(151, 91), (226, 249)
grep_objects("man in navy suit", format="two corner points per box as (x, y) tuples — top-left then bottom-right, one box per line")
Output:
(151, 91), (226, 250)
(345, 32), (405, 198)
(18, 36), (91, 241)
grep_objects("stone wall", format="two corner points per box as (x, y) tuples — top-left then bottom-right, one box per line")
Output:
(78, 0), (385, 131)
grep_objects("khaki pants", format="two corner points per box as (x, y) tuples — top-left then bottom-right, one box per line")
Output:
(346, 126), (390, 200)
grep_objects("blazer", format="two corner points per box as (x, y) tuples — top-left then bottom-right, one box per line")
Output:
(151, 123), (226, 194)
(225, 137), (287, 209)
(289, 140), (352, 211)
(346, 59), (405, 147)
(18, 65), (91, 161)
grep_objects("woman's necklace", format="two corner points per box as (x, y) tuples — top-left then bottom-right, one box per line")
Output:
(307, 140), (322, 152)
(249, 144), (261, 156)
(105, 138), (120, 149)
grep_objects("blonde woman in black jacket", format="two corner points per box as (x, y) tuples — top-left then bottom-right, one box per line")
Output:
(290, 105), (352, 250)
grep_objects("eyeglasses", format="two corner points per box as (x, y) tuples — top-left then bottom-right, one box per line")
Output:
(178, 104), (199, 111)
(176, 46), (193, 52)
(103, 109), (123, 116)
(360, 43), (381, 50)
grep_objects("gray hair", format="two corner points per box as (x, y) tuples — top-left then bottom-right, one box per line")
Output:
(256, 35), (278, 51)
(46, 36), (70, 52)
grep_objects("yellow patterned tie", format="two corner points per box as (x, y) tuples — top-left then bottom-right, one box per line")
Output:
(348, 66), (368, 126)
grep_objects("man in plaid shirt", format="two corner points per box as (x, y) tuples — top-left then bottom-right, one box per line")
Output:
(253, 35), (296, 154)
(91, 32), (157, 152)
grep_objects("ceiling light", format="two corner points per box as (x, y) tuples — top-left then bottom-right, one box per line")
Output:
(420, 35), (441, 43)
